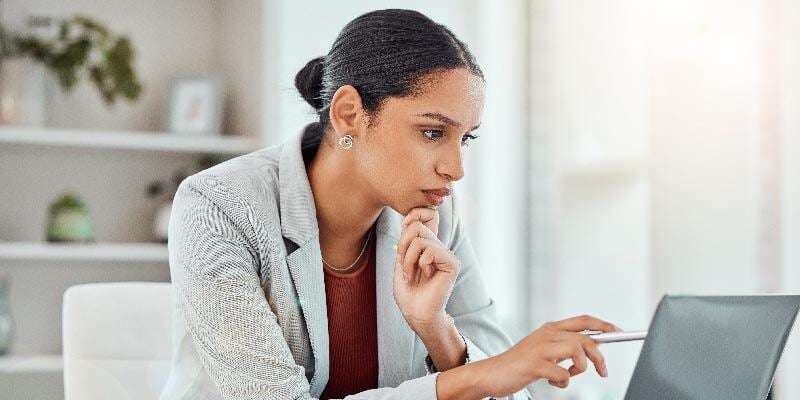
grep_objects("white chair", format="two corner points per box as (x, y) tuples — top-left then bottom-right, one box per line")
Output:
(62, 282), (173, 400)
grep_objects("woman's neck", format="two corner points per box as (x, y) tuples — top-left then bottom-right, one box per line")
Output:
(307, 139), (383, 267)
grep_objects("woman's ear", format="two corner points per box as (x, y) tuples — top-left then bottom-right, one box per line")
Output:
(328, 85), (367, 138)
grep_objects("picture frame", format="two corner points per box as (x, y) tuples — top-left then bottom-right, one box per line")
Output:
(166, 76), (224, 136)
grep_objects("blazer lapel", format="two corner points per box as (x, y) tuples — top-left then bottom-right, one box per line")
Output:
(285, 240), (328, 397)
(375, 207), (417, 387)
(279, 126), (329, 396)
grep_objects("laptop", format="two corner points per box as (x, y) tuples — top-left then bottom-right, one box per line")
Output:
(624, 295), (800, 400)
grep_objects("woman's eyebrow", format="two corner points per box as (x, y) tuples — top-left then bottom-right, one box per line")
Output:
(415, 112), (481, 130)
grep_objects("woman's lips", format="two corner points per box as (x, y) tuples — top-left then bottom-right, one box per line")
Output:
(421, 189), (451, 206)
(423, 188), (451, 197)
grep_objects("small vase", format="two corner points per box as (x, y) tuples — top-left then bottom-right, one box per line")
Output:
(0, 57), (46, 127)
(154, 200), (173, 243)
(47, 209), (96, 243)
(0, 276), (15, 355)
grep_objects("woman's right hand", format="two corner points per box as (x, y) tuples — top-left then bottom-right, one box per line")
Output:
(479, 315), (620, 397)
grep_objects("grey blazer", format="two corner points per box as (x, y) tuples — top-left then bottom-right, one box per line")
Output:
(159, 124), (533, 400)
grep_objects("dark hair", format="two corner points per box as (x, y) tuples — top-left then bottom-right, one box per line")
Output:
(294, 9), (483, 140)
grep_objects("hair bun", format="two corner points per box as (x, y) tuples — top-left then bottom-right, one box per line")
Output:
(294, 56), (326, 110)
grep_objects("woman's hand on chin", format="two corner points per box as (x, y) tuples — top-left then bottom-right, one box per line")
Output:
(392, 207), (460, 333)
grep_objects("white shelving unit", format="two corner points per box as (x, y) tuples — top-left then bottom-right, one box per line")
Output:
(0, 2), (270, 398)
(0, 127), (263, 155)
(0, 355), (63, 373)
(0, 242), (168, 263)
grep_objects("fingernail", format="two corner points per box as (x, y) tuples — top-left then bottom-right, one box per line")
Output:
(402, 271), (409, 282)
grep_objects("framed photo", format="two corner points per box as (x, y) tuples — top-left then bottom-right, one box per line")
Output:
(166, 76), (224, 136)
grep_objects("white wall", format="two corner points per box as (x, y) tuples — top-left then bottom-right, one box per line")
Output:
(462, 0), (530, 341)
(527, 1), (652, 398)
(778, 0), (800, 398)
(649, 0), (762, 300)
(527, 1), (800, 399)
(641, 0), (798, 398)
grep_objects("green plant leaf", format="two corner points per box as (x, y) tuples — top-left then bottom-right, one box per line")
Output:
(11, 14), (143, 104)
(103, 37), (142, 102)
(48, 193), (88, 215)
(59, 21), (70, 40)
(15, 36), (54, 62)
(74, 15), (109, 38)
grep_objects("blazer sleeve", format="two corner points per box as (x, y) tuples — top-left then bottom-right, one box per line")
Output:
(421, 197), (534, 400)
(169, 175), (443, 400)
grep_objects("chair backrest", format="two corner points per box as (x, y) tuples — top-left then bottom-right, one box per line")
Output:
(62, 282), (173, 400)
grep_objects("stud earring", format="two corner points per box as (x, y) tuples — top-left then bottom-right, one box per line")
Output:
(338, 134), (354, 150)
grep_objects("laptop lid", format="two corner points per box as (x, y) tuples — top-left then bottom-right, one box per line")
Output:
(624, 295), (800, 400)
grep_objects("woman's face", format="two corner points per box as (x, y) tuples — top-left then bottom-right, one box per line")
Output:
(356, 68), (485, 215)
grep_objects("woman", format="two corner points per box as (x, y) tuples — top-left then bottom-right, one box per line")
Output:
(159, 9), (618, 400)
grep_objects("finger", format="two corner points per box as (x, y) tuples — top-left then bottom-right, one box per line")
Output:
(552, 332), (609, 378)
(418, 245), (458, 278)
(578, 334), (608, 377)
(394, 253), (409, 283)
(402, 236), (438, 283)
(548, 315), (618, 333)
(548, 379), (569, 389)
(417, 246), (445, 278)
(417, 248), (436, 278)
(403, 208), (440, 236)
(542, 341), (587, 378)
(537, 362), (570, 387)
(396, 220), (437, 263)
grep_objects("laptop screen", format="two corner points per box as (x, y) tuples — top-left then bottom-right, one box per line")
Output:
(624, 295), (800, 400)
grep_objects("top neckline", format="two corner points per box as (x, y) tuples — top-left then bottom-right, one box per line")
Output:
(322, 228), (376, 279)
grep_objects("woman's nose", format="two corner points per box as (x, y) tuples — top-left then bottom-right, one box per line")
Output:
(437, 147), (465, 182)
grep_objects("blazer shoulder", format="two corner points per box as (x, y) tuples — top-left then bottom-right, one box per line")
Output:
(174, 145), (286, 251)
(179, 145), (283, 207)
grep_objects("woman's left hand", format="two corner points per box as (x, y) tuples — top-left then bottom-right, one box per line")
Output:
(393, 207), (461, 334)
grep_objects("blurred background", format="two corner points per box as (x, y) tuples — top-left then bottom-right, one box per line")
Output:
(0, 0), (798, 399)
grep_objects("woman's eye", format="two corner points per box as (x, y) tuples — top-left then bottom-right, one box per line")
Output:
(421, 129), (445, 141)
(461, 133), (479, 147)
(421, 129), (479, 147)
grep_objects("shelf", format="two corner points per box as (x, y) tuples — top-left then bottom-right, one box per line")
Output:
(561, 157), (649, 179)
(0, 242), (168, 263)
(0, 127), (263, 155)
(0, 354), (63, 373)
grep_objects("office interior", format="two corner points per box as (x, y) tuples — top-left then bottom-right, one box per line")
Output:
(0, 1), (798, 399)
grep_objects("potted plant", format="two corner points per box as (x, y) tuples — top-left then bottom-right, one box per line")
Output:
(0, 2), (142, 125)
(46, 192), (95, 243)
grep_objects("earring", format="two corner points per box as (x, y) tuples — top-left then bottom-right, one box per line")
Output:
(338, 134), (354, 150)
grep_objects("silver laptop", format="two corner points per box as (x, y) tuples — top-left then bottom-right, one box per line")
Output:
(624, 295), (800, 400)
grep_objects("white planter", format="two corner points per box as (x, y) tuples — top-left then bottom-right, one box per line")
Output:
(0, 57), (46, 127)
(153, 201), (173, 242)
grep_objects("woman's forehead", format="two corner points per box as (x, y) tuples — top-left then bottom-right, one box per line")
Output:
(386, 70), (484, 126)
(417, 68), (485, 102)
